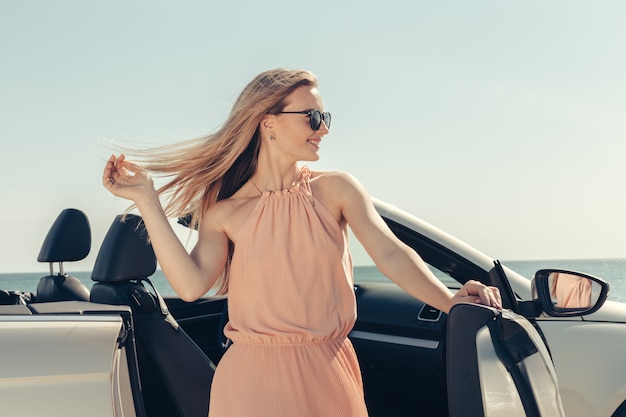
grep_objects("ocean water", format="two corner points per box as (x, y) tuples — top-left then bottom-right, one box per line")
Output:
(1, 258), (625, 303)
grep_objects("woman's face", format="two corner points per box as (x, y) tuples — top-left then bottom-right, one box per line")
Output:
(270, 85), (330, 162)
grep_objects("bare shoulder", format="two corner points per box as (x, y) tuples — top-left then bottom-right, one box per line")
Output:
(198, 198), (231, 234)
(309, 170), (369, 222)
(310, 169), (368, 201)
(310, 169), (361, 189)
(201, 191), (260, 243)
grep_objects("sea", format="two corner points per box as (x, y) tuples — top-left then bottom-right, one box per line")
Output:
(1, 258), (625, 303)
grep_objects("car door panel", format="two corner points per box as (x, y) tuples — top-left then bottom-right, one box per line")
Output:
(447, 303), (565, 417)
(166, 296), (228, 364)
(351, 282), (448, 417)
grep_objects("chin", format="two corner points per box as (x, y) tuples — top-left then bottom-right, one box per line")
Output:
(300, 153), (320, 162)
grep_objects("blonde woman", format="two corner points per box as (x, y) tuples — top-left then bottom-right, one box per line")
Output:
(102, 68), (501, 417)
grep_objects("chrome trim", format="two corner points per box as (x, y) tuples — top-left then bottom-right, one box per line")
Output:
(0, 315), (124, 322)
(349, 330), (439, 349)
(418, 304), (443, 322)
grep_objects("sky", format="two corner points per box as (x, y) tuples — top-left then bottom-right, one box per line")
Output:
(1, 1), (625, 273)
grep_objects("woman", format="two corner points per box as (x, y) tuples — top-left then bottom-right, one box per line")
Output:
(103, 68), (501, 416)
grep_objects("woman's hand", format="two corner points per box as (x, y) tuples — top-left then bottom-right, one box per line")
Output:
(452, 280), (502, 310)
(102, 154), (157, 205)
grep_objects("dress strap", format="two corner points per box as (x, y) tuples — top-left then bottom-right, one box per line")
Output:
(299, 166), (311, 183)
(248, 178), (263, 196)
(247, 167), (313, 200)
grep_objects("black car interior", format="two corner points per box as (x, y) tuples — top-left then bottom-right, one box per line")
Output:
(89, 213), (216, 417)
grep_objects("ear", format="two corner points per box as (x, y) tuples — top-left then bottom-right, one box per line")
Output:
(260, 114), (276, 131)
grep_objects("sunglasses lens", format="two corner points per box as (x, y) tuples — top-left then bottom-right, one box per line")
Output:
(309, 110), (331, 130)
(310, 110), (322, 130)
(323, 112), (331, 129)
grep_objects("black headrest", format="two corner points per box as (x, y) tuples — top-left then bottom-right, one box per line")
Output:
(37, 209), (91, 263)
(91, 214), (157, 283)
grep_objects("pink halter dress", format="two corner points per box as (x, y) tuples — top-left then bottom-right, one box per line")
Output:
(208, 167), (369, 417)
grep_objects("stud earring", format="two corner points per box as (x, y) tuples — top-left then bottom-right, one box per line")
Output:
(269, 135), (275, 141)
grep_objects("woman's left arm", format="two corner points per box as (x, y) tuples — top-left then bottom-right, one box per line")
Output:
(335, 173), (501, 314)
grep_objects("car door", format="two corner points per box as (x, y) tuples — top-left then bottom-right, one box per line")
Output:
(447, 302), (565, 417)
(0, 304), (138, 417)
(352, 207), (567, 416)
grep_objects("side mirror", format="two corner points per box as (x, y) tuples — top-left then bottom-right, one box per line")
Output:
(532, 269), (610, 317)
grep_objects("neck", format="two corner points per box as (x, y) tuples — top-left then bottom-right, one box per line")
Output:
(250, 154), (301, 192)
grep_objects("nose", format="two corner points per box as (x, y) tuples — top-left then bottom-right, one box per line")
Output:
(317, 121), (329, 134)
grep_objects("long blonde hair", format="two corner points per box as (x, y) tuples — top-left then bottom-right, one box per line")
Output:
(123, 68), (318, 293)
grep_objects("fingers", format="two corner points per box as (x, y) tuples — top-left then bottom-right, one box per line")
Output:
(489, 286), (501, 308)
(119, 158), (142, 174)
(457, 280), (502, 310)
(103, 154), (118, 188)
(478, 285), (501, 310)
(102, 153), (154, 203)
(103, 154), (132, 189)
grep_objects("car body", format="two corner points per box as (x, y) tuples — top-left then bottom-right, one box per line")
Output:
(0, 303), (137, 417)
(368, 198), (626, 417)
(0, 201), (622, 417)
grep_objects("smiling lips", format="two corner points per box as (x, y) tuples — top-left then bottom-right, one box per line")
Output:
(307, 138), (321, 149)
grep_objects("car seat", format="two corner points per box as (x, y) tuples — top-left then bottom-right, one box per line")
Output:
(89, 213), (216, 417)
(36, 208), (91, 302)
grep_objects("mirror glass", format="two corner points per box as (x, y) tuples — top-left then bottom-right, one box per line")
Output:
(548, 272), (602, 310)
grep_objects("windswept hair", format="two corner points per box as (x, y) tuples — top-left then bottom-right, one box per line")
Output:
(120, 68), (318, 294)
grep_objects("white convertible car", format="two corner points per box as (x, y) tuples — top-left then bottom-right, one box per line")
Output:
(0, 200), (622, 417)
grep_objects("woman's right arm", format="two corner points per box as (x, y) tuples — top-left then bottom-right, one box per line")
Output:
(103, 154), (228, 301)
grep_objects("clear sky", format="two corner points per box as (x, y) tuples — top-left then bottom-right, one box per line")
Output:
(1, 1), (625, 273)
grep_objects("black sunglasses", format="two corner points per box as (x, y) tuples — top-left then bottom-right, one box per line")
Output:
(278, 109), (331, 131)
